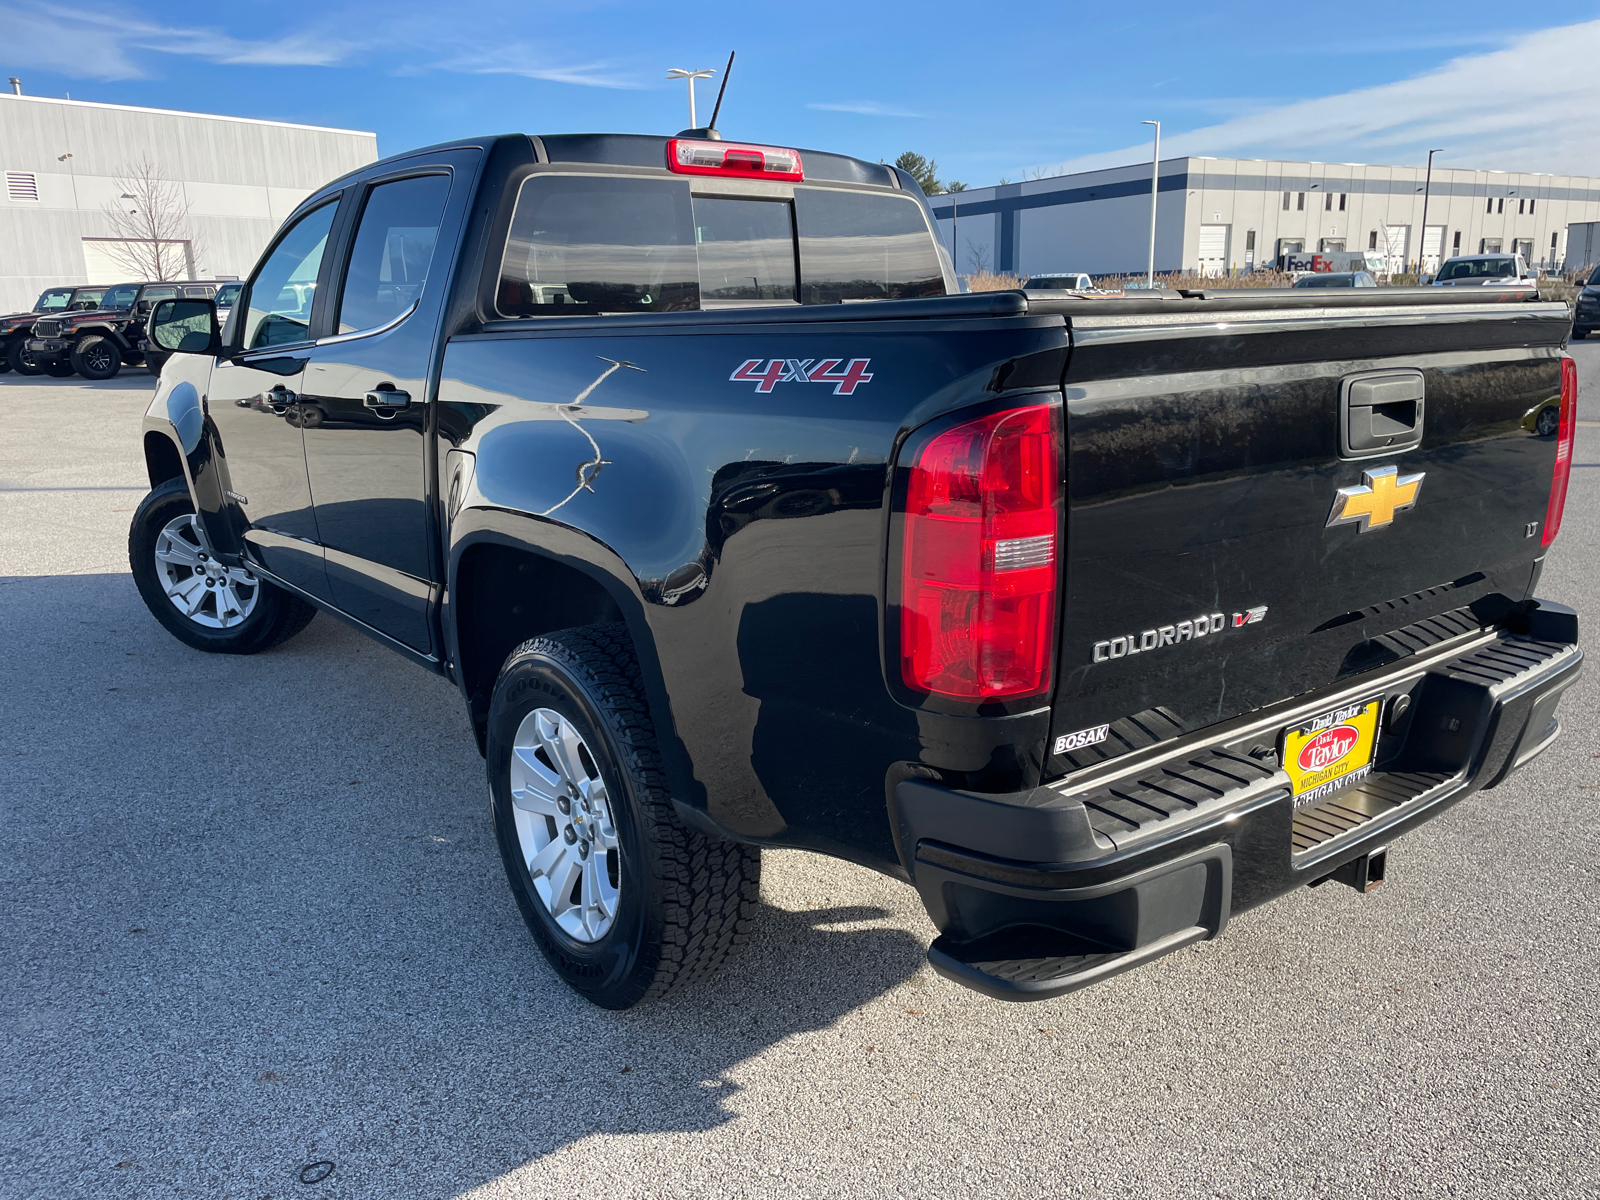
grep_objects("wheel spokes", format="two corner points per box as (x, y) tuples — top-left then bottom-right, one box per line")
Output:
(510, 746), (564, 814)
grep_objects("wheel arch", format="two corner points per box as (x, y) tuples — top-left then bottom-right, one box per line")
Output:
(445, 515), (696, 810)
(142, 426), (189, 492)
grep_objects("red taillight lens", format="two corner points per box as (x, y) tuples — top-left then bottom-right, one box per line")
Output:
(899, 403), (1061, 700)
(666, 138), (804, 181)
(1542, 355), (1577, 547)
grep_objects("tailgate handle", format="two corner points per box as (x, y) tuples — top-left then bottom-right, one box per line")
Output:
(1341, 370), (1424, 457)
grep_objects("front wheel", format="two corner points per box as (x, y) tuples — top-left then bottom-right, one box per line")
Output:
(129, 477), (318, 654)
(40, 361), (75, 378)
(6, 338), (42, 375)
(71, 334), (122, 380)
(1536, 404), (1561, 438)
(1573, 329), (1589, 341)
(487, 624), (759, 1009)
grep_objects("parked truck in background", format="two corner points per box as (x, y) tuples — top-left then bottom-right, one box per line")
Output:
(132, 129), (1582, 1009)
(28, 280), (219, 379)
(0, 285), (107, 375)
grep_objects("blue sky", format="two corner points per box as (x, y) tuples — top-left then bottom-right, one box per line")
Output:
(6, 1), (1600, 184)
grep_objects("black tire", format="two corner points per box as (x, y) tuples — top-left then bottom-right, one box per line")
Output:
(6, 338), (42, 376)
(71, 334), (121, 380)
(40, 361), (75, 378)
(144, 351), (169, 376)
(129, 477), (318, 654)
(1573, 329), (1589, 340)
(487, 624), (759, 1009)
(1536, 404), (1561, 438)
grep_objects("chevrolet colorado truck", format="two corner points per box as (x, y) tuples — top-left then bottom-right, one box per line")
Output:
(0, 285), (107, 375)
(131, 131), (1582, 1008)
(29, 280), (217, 380)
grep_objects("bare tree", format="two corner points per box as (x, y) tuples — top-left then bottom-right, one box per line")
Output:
(99, 159), (201, 280)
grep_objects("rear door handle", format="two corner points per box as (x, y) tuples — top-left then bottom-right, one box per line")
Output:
(364, 388), (411, 410)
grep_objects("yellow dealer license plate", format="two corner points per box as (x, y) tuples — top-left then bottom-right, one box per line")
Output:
(1281, 697), (1381, 808)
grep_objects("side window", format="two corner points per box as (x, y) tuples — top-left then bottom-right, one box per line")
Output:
(142, 287), (177, 303)
(497, 176), (697, 316)
(182, 286), (213, 299)
(243, 200), (338, 350)
(794, 188), (946, 304)
(336, 174), (452, 335)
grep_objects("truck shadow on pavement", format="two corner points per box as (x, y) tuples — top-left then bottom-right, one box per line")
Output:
(0, 572), (928, 1200)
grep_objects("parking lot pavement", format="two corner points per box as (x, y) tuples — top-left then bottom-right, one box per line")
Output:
(1, 358), (1597, 1200)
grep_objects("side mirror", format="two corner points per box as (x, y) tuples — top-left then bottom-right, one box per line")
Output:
(150, 297), (221, 357)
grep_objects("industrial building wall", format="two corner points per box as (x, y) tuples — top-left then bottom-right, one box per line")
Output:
(0, 94), (377, 313)
(930, 156), (1600, 280)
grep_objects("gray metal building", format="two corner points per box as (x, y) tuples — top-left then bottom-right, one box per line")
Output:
(0, 89), (377, 314)
(928, 157), (1600, 279)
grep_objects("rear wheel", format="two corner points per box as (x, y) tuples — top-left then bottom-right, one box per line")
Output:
(1536, 404), (1561, 438)
(1573, 329), (1589, 340)
(487, 624), (759, 1009)
(71, 334), (121, 380)
(144, 350), (170, 376)
(6, 338), (42, 376)
(129, 478), (317, 654)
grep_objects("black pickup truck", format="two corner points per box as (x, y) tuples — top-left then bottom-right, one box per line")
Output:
(131, 131), (1582, 1008)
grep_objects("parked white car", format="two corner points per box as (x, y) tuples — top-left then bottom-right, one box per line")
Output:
(1431, 254), (1536, 288)
(1024, 271), (1094, 291)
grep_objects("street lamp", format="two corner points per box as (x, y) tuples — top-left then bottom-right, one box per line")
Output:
(1142, 120), (1160, 287)
(1418, 147), (1443, 276)
(666, 67), (715, 129)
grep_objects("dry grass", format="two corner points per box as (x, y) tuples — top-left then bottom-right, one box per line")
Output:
(964, 269), (1029, 292)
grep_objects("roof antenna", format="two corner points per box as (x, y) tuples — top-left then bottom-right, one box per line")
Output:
(706, 51), (734, 138)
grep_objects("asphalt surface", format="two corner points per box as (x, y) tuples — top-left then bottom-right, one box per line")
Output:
(1, 355), (1597, 1200)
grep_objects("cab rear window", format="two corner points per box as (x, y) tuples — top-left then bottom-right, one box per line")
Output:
(496, 175), (943, 317)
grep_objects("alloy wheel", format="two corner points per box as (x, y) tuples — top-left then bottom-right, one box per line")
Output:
(509, 707), (622, 942)
(85, 343), (115, 373)
(153, 513), (260, 628)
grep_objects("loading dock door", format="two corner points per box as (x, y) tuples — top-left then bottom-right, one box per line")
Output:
(1198, 224), (1229, 275)
(1384, 225), (1410, 272)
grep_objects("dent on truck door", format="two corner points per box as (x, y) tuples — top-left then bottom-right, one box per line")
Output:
(301, 160), (473, 656)
(204, 199), (341, 602)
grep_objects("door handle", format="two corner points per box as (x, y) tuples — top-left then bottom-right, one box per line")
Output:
(364, 387), (411, 410)
(260, 385), (297, 411)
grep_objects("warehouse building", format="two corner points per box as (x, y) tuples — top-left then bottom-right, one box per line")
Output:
(0, 88), (377, 314)
(928, 157), (1600, 279)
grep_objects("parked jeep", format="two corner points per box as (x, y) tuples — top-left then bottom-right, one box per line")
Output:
(0, 285), (106, 375)
(27, 281), (216, 379)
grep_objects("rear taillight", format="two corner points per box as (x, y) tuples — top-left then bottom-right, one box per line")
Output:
(899, 403), (1061, 700)
(666, 138), (804, 181)
(1542, 355), (1577, 547)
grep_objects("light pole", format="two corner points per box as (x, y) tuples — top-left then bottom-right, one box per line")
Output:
(666, 67), (715, 129)
(1418, 147), (1443, 276)
(1142, 120), (1160, 287)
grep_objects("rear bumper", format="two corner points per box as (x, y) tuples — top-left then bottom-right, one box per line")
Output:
(894, 601), (1582, 1001)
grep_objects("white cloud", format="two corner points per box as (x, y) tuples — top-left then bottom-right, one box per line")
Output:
(809, 102), (925, 118)
(1025, 19), (1600, 178)
(0, 4), (355, 76)
(434, 44), (644, 89)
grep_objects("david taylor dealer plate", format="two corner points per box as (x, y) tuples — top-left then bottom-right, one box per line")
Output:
(1280, 697), (1381, 809)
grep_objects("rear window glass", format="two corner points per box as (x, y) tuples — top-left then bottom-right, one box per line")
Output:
(498, 176), (698, 316)
(1437, 258), (1515, 280)
(495, 175), (944, 316)
(794, 188), (945, 303)
(693, 197), (796, 303)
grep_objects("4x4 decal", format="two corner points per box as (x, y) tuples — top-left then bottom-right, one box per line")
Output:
(730, 358), (874, 395)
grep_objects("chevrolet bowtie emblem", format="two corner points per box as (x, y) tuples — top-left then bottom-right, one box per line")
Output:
(1326, 465), (1425, 533)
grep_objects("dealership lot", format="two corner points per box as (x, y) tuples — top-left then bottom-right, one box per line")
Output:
(1, 359), (1596, 1199)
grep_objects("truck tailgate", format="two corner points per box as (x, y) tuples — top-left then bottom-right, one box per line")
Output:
(1047, 294), (1571, 773)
